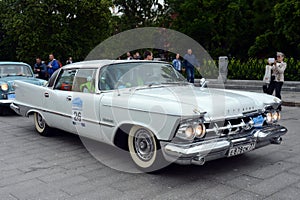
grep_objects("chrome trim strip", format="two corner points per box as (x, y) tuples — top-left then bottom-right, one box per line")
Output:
(24, 106), (115, 128)
(83, 118), (115, 127)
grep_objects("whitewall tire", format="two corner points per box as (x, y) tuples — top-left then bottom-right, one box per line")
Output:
(128, 125), (168, 172)
(34, 112), (51, 136)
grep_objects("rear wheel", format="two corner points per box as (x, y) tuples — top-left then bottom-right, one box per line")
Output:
(34, 112), (52, 136)
(128, 126), (169, 172)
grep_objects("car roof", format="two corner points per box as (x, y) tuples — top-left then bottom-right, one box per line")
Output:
(62, 59), (169, 69)
(0, 61), (31, 66)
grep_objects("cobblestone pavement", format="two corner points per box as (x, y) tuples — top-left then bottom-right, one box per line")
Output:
(0, 106), (299, 200)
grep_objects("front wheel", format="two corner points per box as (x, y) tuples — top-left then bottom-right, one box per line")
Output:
(128, 126), (169, 172)
(34, 112), (52, 136)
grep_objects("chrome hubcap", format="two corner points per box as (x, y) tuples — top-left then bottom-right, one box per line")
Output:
(37, 114), (45, 129)
(134, 129), (154, 161)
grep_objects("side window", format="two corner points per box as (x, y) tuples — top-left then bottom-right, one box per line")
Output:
(47, 69), (60, 87)
(54, 69), (76, 91)
(72, 68), (96, 93)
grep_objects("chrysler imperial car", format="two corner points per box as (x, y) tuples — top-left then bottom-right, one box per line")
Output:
(10, 60), (287, 172)
(0, 62), (47, 114)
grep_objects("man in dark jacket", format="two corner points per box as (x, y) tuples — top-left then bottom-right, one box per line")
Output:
(33, 57), (47, 80)
(183, 49), (200, 83)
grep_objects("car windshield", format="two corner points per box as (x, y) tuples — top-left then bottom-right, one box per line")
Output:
(0, 64), (33, 77)
(99, 62), (188, 90)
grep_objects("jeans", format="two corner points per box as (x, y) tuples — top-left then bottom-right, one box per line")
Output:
(186, 66), (194, 83)
(268, 80), (283, 99)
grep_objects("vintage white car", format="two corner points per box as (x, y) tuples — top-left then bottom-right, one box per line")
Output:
(11, 60), (287, 172)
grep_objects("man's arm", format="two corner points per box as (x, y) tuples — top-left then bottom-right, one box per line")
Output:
(51, 60), (60, 70)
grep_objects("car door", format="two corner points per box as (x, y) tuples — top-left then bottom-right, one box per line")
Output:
(42, 69), (77, 134)
(70, 68), (104, 141)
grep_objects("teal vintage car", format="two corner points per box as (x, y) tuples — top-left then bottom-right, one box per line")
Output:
(0, 62), (47, 114)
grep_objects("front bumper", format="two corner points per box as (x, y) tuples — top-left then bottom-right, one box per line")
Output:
(10, 103), (21, 115)
(161, 125), (287, 165)
(0, 93), (15, 106)
(0, 99), (14, 106)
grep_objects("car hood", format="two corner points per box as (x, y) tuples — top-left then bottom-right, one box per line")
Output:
(104, 85), (281, 120)
(0, 76), (46, 86)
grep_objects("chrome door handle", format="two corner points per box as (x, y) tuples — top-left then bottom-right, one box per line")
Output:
(66, 96), (72, 101)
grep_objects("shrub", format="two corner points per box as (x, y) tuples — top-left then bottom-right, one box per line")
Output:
(227, 58), (300, 81)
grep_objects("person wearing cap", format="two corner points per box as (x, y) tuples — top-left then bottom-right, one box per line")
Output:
(267, 52), (287, 103)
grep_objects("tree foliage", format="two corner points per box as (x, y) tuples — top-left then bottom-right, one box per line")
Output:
(112, 0), (169, 31)
(0, 0), (112, 64)
(0, 0), (299, 63)
(167, 0), (300, 59)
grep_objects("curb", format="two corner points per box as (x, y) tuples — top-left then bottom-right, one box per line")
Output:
(283, 101), (300, 107)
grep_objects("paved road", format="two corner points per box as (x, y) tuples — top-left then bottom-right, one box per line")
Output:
(0, 106), (299, 200)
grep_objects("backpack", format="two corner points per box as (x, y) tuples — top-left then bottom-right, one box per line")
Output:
(57, 60), (63, 67)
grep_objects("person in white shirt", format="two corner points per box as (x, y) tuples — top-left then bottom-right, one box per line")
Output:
(262, 58), (274, 93)
(267, 52), (287, 100)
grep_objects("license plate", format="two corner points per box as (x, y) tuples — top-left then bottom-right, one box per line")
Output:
(228, 142), (256, 157)
(7, 93), (15, 100)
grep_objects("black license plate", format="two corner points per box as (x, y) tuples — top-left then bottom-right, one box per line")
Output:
(228, 142), (256, 157)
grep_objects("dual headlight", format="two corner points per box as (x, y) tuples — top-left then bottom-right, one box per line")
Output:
(0, 83), (9, 92)
(176, 122), (206, 140)
(266, 111), (281, 123)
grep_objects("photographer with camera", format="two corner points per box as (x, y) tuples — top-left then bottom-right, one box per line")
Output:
(267, 52), (287, 109)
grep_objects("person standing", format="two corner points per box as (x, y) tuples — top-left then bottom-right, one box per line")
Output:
(143, 50), (153, 60)
(133, 52), (141, 60)
(33, 57), (47, 80)
(262, 58), (274, 93)
(66, 57), (73, 65)
(267, 52), (287, 101)
(47, 54), (60, 79)
(126, 52), (133, 60)
(183, 49), (200, 83)
(172, 54), (182, 73)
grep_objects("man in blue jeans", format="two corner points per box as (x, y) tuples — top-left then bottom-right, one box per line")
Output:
(183, 49), (200, 83)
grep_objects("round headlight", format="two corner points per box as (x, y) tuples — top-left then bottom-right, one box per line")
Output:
(195, 124), (206, 138)
(272, 111), (280, 122)
(266, 112), (273, 123)
(185, 126), (195, 139)
(0, 83), (9, 91)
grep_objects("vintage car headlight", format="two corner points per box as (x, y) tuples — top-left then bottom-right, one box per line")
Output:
(194, 124), (206, 138)
(176, 122), (206, 140)
(266, 112), (273, 123)
(0, 83), (9, 92)
(185, 126), (195, 139)
(266, 111), (281, 124)
(272, 111), (280, 122)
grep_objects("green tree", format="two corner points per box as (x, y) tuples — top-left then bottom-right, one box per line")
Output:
(0, 0), (113, 64)
(248, 0), (300, 58)
(112, 0), (169, 31)
(273, 0), (300, 57)
(167, 0), (256, 59)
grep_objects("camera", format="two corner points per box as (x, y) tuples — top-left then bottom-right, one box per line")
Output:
(268, 58), (275, 64)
